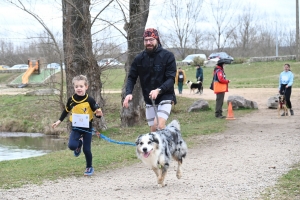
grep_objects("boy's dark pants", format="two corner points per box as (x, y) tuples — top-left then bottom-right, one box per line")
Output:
(69, 128), (93, 168)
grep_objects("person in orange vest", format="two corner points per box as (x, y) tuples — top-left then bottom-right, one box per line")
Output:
(175, 67), (186, 94)
(210, 59), (231, 118)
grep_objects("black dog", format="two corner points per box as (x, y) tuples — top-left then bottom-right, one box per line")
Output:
(186, 80), (203, 94)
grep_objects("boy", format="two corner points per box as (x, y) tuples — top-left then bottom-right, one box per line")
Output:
(52, 75), (103, 176)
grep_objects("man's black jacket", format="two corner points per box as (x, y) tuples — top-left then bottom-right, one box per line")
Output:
(126, 46), (177, 105)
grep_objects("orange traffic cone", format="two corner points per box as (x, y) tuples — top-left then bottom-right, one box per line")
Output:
(226, 102), (236, 120)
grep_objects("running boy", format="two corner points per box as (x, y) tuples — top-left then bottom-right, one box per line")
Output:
(52, 75), (103, 176)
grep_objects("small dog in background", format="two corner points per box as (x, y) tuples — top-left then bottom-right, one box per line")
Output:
(135, 120), (187, 187)
(278, 94), (289, 117)
(186, 80), (203, 94)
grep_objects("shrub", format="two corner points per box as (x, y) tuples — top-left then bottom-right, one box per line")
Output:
(192, 57), (205, 66)
(233, 57), (248, 64)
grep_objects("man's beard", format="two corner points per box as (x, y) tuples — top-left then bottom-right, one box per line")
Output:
(145, 43), (158, 53)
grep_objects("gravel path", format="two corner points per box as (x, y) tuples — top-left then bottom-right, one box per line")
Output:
(1, 88), (300, 200)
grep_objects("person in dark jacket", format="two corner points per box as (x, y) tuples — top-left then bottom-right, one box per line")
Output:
(195, 64), (203, 94)
(196, 64), (203, 82)
(123, 28), (176, 132)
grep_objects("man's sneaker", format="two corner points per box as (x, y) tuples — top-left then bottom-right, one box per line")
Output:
(84, 167), (94, 176)
(290, 109), (294, 115)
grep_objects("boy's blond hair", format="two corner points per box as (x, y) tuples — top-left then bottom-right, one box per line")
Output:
(72, 75), (89, 86)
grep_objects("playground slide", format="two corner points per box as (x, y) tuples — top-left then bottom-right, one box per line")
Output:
(21, 60), (39, 85)
(22, 67), (36, 84)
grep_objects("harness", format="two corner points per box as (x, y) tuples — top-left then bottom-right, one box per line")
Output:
(279, 99), (286, 109)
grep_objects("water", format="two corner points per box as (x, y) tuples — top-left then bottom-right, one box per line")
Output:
(0, 132), (67, 162)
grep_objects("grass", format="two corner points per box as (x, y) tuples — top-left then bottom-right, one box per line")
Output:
(100, 60), (300, 91)
(262, 163), (300, 199)
(0, 60), (299, 198)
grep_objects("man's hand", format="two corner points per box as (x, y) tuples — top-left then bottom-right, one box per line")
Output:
(149, 89), (160, 100)
(123, 94), (133, 108)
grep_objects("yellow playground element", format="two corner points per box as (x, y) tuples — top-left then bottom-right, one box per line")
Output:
(22, 60), (40, 84)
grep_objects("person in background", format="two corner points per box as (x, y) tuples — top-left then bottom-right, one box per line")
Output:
(195, 64), (203, 94)
(175, 67), (186, 94)
(196, 64), (203, 82)
(52, 75), (103, 176)
(123, 28), (177, 132)
(279, 63), (294, 116)
(210, 59), (230, 118)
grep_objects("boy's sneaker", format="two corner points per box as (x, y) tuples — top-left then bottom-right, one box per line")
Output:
(84, 167), (94, 176)
(74, 138), (83, 157)
(74, 147), (81, 157)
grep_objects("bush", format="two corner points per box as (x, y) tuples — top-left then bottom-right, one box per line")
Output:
(233, 57), (248, 64)
(192, 57), (205, 66)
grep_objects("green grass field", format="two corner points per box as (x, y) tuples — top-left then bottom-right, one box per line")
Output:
(100, 60), (300, 90)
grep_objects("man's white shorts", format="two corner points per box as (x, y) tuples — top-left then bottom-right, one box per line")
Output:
(145, 100), (172, 126)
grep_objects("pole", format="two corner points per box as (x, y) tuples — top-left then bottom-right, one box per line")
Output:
(296, 0), (299, 61)
(276, 21), (278, 57)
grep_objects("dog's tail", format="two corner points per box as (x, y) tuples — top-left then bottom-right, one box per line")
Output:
(167, 120), (180, 131)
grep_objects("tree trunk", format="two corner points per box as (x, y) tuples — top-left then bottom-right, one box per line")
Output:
(62, 0), (106, 130)
(120, 0), (150, 127)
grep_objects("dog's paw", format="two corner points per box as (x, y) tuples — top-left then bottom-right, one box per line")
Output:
(176, 171), (182, 179)
(157, 182), (166, 187)
(157, 178), (166, 187)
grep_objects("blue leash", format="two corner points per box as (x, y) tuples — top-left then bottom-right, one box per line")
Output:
(72, 127), (136, 146)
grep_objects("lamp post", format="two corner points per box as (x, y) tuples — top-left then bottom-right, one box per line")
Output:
(296, 0), (299, 61)
(275, 21), (278, 57)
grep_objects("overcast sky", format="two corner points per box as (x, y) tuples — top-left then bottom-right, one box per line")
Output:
(0, 0), (297, 46)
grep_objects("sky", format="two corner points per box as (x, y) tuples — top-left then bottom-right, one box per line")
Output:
(0, 0), (297, 46)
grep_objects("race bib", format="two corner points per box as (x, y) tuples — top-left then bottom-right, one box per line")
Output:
(72, 114), (89, 128)
(179, 75), (183, 78)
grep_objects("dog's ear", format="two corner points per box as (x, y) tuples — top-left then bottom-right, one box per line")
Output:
(149, 133), (159, 144)
(135, 135), (142, 145)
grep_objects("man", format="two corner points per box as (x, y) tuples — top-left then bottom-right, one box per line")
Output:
(123, 28), (176, 131)
(196, 64), (203, 82)
(195, 64), (203, 94)
(211, 59), (230, 118)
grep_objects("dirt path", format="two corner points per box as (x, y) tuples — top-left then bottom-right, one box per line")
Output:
(1, 88), (300, 200)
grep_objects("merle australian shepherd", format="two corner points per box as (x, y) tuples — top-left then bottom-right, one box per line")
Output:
(186, 80), (203, 94)
(135, 120), (188, 187)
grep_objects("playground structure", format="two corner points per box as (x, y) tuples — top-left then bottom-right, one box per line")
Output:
(7, 59), (62, 88)
(20, 60), (41, 87)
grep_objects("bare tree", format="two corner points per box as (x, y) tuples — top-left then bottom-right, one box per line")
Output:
(207, 0), (240, 51)
(62, 0), (106, 130)
(230, 5), (259, 57)
(162, 0), (204, 59)
(120, 0), (150, 127)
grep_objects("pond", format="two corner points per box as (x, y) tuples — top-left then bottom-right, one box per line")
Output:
(0, 132), (67, 162)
